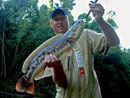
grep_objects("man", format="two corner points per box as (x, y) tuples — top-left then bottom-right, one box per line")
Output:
(43, 3), (120, 98)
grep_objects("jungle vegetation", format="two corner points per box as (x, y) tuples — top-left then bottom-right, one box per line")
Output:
(0, 0), (129, 98)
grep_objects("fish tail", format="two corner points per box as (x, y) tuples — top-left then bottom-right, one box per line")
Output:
(15, 76), (34, 94)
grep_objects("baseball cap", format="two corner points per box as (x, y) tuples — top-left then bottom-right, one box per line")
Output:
(50, 8), (68, 19)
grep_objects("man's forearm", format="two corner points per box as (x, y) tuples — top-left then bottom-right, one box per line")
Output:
(97, 19), (120, 46)
(53, 65), (67, 88)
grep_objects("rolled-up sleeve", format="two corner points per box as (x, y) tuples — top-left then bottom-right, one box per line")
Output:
(86, 29), (109, 55)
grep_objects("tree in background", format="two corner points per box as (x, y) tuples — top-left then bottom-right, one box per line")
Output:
(0, 0), (75, 97)
(77, 10), (130, 98)
(0, 0), (54, 78)
(48, 0), (54, 11)
(0, 0), (6, 77)
(0, 0), (129, 97)
(90, 11), (130, 97)
(0, 0), (39, 77)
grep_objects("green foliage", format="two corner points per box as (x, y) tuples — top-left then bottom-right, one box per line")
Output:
(59, 0), (75, 25)
(0, 0), (55, 77)
(77, 11), (118, 33)
(48, 0), (54, 11)
(0, 0), (129, 97)
(94, 46), (130, 98)
(0, 0), (55, 97)
(59, 0), (75, 11)
(107, 18), (118, 29)
(35, 77), (56, 97)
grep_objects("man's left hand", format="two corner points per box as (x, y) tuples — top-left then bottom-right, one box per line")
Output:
(89, 3), (105, 21)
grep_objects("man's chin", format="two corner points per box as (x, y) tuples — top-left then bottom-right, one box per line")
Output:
(58, 30), (66, 34)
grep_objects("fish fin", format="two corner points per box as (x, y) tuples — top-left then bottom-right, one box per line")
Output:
(25, 82), (34, 94)
(16, 76), (34, 94)
(22, 34), (63, 73)
(16, 76), (26, 92)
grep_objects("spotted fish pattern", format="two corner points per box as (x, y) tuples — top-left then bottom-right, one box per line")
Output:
(15, 20), (84, 94)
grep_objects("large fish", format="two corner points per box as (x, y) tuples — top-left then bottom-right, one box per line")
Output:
(15, 20), (84, 94)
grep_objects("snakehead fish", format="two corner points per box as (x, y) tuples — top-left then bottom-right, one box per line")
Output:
(15, 20), (84, 94)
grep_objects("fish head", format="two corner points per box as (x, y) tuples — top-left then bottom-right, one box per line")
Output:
(69, 19), (85, 41)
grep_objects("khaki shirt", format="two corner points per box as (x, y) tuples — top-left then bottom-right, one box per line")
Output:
(43, 29), (108, 98)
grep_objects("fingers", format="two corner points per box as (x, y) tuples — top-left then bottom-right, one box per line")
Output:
(89, 3), (105, 20)
(44, 54), (61, 68)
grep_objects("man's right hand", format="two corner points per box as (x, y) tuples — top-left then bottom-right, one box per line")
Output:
(44, 54), (67, 88)
(43, 54), (62, 68)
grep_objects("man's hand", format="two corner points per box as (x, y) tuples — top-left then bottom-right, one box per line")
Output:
(89, 3), (105, 22)
(89, 3), (120, 46)
(44, 54), (67, 88)
(44, 54), (61, 68)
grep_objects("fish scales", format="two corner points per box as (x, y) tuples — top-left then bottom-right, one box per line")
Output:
(15, 20), (83, 94)
(25, 38), (70, 81)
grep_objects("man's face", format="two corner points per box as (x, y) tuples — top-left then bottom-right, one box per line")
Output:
(50, 14), (69, 34)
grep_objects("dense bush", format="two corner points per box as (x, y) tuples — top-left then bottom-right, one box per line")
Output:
(0, 0), (129, 98)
